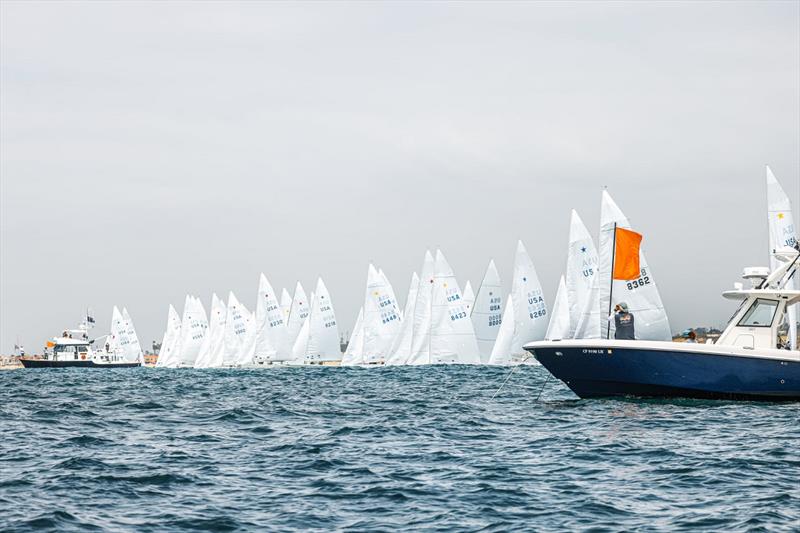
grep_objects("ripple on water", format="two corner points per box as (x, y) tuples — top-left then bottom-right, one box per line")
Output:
(1, 366), (798, 532)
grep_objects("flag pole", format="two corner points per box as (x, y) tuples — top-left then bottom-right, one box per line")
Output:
(607, 222), (617, 340)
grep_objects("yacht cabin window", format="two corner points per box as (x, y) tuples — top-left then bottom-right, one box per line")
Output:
(737, 299), (779, 327)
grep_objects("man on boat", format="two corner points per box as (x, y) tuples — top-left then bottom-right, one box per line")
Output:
(614, 302), (635, 340)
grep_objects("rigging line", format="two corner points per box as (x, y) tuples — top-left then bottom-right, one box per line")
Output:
(534, 372), (552, 402)
(490, 353), (532, 401)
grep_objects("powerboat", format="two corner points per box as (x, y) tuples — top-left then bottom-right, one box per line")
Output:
(20, 321), (141, 369)
(525, 245), (800, 401)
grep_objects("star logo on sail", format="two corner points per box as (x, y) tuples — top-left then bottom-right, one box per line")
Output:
(581, 246), (587, 253)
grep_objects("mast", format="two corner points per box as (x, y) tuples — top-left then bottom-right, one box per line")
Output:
(606, 222), (618, 340)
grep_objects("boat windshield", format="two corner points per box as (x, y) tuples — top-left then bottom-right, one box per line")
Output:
(737, 298), (779, 327)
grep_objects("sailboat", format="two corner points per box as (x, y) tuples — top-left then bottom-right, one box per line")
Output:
(488, 297), (515, 365)
(766, 166), (797, 350)
(222, 292), (251, 367)
(384, 272), (420, 366)
(341, 307), (365, 366)
(470, 259), (502, 363)
(121, 308), (144, 364)
(291, 279), (341, 364)
(407, 251), (436, 365)
(505, 240), (548, 361)
(545, 276), (570, 340)
(194, 294), (226, 368)
(361, 264), (401, 364)
(566, 210), (601, 339)
(286, 282), (310, 350)
(463, 281), (475, 314)
(598, 191), (670, 340)
(156, 305), (182, 368)
(427, 249), (481, 365)
(174, 296), (209, 367)
(253, 273), (290, 364)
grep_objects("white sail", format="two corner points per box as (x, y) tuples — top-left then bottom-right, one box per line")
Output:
(156, 304), (181, 368)
(195, 294), (226, 368)
(253, 273), (289, 362)
(767, 166), (798, 349)
(378, 268), (401, 320)
(107, 306), (127, 360)
(407, 251), (436, 365)
(362, 264), (401, 364)
(428, 249), (481, 364)
(566, 210), (601, 339)
(470, 259), (502, 363)
(175, 296), (208, 367)
(121, 307), (143, 363)
(385, 272), (420, 366)
(545, 276), (570, 340)
(599, 190), (671, 340)
(301, 278), (341, 363)
(488, 296), (515, 365)
(223, 292), (251, 367)
(290, 318), (310, 363)
(280, 288), (292, 319)
(463, 281), (475, 315)
(510, 240), (548, 355)
(341, 307), (365, 366)
(286, 282), (310, 348)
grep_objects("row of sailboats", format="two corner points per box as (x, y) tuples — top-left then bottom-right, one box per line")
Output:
(154, 166), (795, 368)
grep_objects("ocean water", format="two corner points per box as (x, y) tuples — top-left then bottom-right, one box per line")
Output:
(1, 366), (798, 532)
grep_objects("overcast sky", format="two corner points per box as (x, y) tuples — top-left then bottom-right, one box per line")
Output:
(1, 1), (798, 353)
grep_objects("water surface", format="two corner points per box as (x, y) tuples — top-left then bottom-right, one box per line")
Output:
(1, 366), (798, 531)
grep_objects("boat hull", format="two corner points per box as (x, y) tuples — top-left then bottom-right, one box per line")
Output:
(525, 342), (800, 401)
(19, 358), (141, 369)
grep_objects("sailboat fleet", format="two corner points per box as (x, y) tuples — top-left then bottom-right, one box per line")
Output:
(151, 185), (679, 368)
(147, 166), (796, 369)
(26, 167), (793, 374)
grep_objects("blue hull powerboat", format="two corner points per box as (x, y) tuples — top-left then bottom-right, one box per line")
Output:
(525, 340), (799, 401)
(526, 244), (800, 402)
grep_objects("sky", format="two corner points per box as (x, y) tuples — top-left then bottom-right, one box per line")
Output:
(1, 1), (798, 353)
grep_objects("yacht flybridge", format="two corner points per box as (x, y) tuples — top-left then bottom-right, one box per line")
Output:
(525, 244), (800, 401)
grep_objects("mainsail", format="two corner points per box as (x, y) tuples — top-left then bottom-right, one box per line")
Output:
(545, 275), (570, 340)
(302, 278), (341, 363)
(121, 307), (143, 363)
(566, 210), (601, 339)
(223, 292), (250, 367)
(156, 304), (181, 368)
(407, 251), (436, 365)
(341, 307), (365, 366)
(195, 293), (226, 368)
(488, 296), (515, 365)
(280, 288), (292, 324)
(463, 281), (475, 314)
(253, 273), (289, 362)
(428, 249), (481, 364)
(471, 259), (502, 363)
(510, 240), (548, 355)
(385, 272), (420, 366)
(286, 282), (310, 349)
(362, 264), (401, 364)
(766, 165), (798, 349)
(175, 296), (209, 367)
(598, 190), (670, 340)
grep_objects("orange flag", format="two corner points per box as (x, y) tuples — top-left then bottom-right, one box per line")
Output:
(613, 227), (642, 280)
